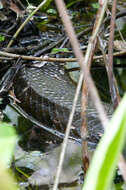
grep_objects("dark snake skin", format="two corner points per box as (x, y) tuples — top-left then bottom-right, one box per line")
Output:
(13, 62), (113, 143)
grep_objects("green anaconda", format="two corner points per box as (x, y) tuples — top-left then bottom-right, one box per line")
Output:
(13, 62), (113, 144)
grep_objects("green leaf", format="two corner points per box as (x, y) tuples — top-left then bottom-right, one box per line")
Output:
(92, 3), (100, 9)
(0, 35), (5, 42)
(40, 0), (53, 11)
(47, 8), (57, 15)
(82, 93), (126, 190)
(66, 0), (80, 8)
(51, 48), (69, 54)
(0, 122), (17, 166)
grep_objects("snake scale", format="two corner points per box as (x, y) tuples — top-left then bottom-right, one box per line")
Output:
(13, 62), (113, 144)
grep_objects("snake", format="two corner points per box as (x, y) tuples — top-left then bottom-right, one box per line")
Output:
(13, 62), (113, 145)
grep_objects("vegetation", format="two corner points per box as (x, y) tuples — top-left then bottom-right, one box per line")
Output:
(0, 123), (17, 190)
(83, 93), (126, 190)
(0, 0), (126, 189)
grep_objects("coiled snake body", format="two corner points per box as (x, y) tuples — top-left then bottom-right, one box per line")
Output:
(13, 62), (112, 144)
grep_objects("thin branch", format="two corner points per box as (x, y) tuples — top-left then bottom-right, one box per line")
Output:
(99, 15), (126, 185)
(81, 1), (104, 174)
(107, 0), (120, 108)
(7, 0), (49, 47)
(53, 72), (84, 190)
(81, 83), (89, 173)
(107, 0), (126, 179)
(1, 50), (126, 63)
(0, 51), (77, 62)
(53, 0), (108, 189)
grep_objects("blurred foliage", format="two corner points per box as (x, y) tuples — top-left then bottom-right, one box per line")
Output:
(0, 34), (5, 42)
(83, 93), (126, 190)
(0, 122), (17, 190)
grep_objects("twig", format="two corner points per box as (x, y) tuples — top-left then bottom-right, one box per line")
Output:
(81, 2), (105, 174)
(107, 0), (126, 179)
(1, 49), (126, 63)
(107, 0), (120, 108)
(99, 13), (126, 185)
(81, 83), (89, 173)
(53, 0), (108, 189)
(7, 0), (49, 47)
(53, 71), (84, 190)
(0, 51), (77, 62)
